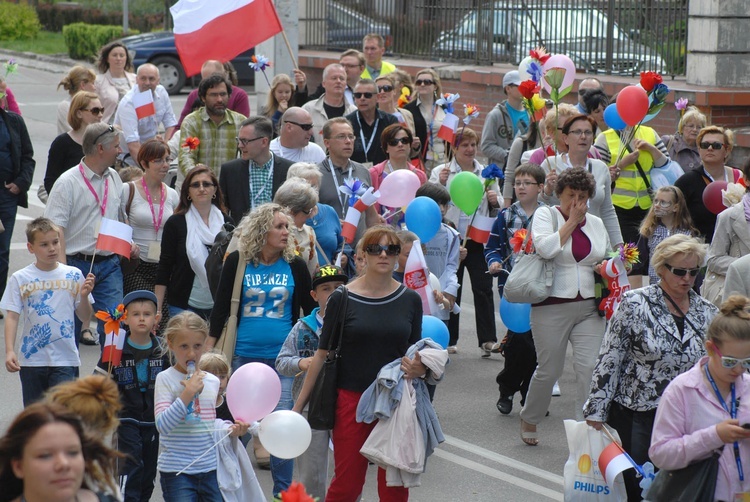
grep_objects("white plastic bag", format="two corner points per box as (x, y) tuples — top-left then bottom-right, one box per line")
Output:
(563, 420), (627, 501)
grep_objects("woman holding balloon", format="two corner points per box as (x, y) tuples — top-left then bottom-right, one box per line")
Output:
(429, 127), (501, 356)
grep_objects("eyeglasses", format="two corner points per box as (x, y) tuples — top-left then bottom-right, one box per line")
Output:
(652, 199), (674, 208)
(331, 134), (356, 141)
(387, 137), (410, 146)
(353, 92), (374, 99)
(567, 130), (594, 138)
(365, 244), (401, 256)
(665, 264), (700, 277)
(415, 79), (435, 86)
(285, 121), (314, 131)
(713, 344), (750, 370)
(683, 124), (701, 130)
(93, 125), (116, 145)
(188, 181), (216, 189)
(341, 63), (362, 69)
(83, 107), (105, 115)
(378, 85), (394, 93)
(699, 141), (725, 150)
(236, 136), (264, 146)
(514, 181), (539, 188)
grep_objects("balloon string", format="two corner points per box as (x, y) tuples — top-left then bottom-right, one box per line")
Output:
(175, 429), (232, 476)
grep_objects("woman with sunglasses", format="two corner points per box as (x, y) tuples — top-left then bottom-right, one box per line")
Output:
(584, 234), (718, 500)
(402, 68), (446, 174)
(44, 91), (104, 195)
(649, 295), (750, 501)
(155, 165), (232, 321)
(293, 225), (425, 501)
(375, 75), (417, 142)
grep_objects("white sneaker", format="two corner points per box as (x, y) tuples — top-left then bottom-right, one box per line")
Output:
(447, 345), (458, 354)
(552, 381), (561, 396)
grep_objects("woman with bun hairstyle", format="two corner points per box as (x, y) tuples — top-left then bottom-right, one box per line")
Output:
(57, 65), (97, 134)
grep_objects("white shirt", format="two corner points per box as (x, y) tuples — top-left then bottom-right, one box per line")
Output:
(114, 84), (177, 158)
(121, 182), (180, 262)
(269, 138), (326, 164)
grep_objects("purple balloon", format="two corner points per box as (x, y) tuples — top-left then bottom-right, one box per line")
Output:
(603, 104), (627, 130)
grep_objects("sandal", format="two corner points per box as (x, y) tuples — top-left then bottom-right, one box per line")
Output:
(80, 328), (98, 346)
(521, 419), (539, 446)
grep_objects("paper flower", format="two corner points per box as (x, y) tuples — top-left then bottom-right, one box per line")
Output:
(3, 59), (18, 76)
(722, 182), (745, 208)
(639, 461), (656, 498)
(510, 228), (533, 254)
(95, 304), (127, 335)
(249, 54), (271, 72)
(675, 97), (688, 111)
(481, 163), (504, 190)
(544, 67), (568, 104)
(338, 177), (367, 205)
(435, 93), (460, 114)
(518, 80), (540, 100)
(527, 60), (544, 83)
(529, 46), (551, 64)
(182, 136), (200, 150)
(397, 87), (411, 108)
(463, 104), (479, 125)
(639, 71), (662, 92)
(273, 481), (317, 502)
(610, 243), (640, 266)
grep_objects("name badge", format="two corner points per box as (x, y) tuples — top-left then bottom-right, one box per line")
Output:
(734, 493), (750, 501)
(147, 241), (161, 261)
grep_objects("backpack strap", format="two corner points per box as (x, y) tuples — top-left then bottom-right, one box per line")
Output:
(125, 181), (135, 220)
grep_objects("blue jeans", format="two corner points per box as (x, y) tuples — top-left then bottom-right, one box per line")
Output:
(159, 470), (222, 502)
(0, 189), (19, 295)
(232, 355), (294, 496)
(19, 365), (77, 406)
(118, 420), (158, 502)
(67, 254), (123, 346)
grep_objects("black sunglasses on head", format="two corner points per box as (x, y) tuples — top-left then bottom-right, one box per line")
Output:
(665, 264), (700, 277)
(93, 125), (116, 145)
(365, 244), (401, 256)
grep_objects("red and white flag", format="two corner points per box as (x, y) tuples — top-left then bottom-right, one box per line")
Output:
(466, 214), (495, 244)
(102, 328), (126, 367)
(132, 89), (155, 120)
(171, 0), (284, 77)
(342, 187), (380, 244)
(96, 218), (133, 258)
(437, 113), (459, 143)
(403, 240), (440, 315)
(598, 442), (633, 489)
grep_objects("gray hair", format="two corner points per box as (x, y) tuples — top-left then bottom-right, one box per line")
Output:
(287, 162), (322, 184)
(82, 123), (119, 155)
(323, 63), (345, 80)
(273, 177), (318, 214)
(240, 116), (273, 139)
(652, 234), (707, 278)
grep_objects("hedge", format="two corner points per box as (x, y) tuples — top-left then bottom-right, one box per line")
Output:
(62, 23), (139, 60)
(37, 4), (163, 34)
(0, 2), (41, 41)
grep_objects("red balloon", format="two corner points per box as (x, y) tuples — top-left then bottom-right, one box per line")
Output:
(702, 180), (729, 215)
(616, 86), (649, 126)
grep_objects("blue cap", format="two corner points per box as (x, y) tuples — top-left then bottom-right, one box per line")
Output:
(122, 290), (157, 307)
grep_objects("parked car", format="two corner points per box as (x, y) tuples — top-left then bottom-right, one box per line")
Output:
(431, 1), (664, 75)
(324, 1), (392, 50)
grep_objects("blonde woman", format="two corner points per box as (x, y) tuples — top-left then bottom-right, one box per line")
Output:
(403, 68), (446, 174)
(262, 73), (295, 136)
(661, 105), (707, 172)
(56, 65), (97, 134)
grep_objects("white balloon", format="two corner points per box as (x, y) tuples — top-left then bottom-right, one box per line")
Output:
(258, 410), (312, 459)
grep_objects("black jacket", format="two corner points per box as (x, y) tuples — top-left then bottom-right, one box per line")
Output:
(345, 109), (398, 165)
(0, 109), (35, 208)
(219, 154), (293, 224)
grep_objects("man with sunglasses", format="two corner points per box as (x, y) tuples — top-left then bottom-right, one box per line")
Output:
(302, 64), (356, 147)
(219, 116), (293, 223)
(345, 79), (397, 167)
(480, 71), (529, 169)
(269, 107), (325, 164)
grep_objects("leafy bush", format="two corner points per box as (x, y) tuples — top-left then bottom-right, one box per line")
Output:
(0, 2), (42, 41)
(37, 4), (164, 33)
(63, 23), (139, 60)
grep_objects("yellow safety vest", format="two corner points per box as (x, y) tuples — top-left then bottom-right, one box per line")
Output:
(604, 127), (658, 210)
(361, 61), (396, 80)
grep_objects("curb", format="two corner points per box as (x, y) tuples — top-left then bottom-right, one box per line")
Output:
(0, 49), (84, 74)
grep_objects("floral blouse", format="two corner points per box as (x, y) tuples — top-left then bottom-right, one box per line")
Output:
(583, 285), (718, 421)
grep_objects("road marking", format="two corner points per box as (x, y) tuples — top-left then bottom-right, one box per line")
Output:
(433, 449), (564, 500)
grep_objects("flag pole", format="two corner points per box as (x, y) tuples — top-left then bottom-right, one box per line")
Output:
(88, 251), (97, 276)
(601, 424), (646, 477)
(279, 30), (299, 70)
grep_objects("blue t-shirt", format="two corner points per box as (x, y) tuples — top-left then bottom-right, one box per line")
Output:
(307, 202), (343, 264)
(235, 259), (295, 359)
(506, 104), (529, 138)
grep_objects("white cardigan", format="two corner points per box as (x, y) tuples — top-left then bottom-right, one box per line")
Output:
(532, 206), (611, 299)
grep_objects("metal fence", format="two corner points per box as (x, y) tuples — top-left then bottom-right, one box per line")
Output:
(299, 0), (688, 77)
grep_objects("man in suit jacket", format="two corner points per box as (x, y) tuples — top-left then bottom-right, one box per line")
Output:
(219, 116), (293, 223)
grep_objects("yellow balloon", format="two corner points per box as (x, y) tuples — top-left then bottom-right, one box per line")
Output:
(578, 454), (592, 474)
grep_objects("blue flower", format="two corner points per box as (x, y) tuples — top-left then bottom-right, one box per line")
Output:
(249, 54), (271, 72)
(22, 323), (53, 359)
(639, 461), (656, 498)
(481, 163), (504, 181)
(528, 61), (544, 83)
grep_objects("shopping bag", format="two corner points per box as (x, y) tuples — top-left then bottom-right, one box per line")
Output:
(563, 420), (627, 501)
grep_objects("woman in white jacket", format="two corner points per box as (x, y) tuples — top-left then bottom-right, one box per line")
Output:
(519, 168), (610, 446)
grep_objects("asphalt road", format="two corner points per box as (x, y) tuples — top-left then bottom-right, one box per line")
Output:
(0, 54), (583, 501)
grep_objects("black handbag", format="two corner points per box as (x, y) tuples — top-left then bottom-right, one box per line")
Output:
(307, 286), (348, 431)
(645, 449), (722, 502)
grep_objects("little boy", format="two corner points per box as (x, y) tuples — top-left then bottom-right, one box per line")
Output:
(276, 264), (349, 501)
(2, 217), (95, 406)
(95, 289), (169, 502)
(484, 163), (545, 415)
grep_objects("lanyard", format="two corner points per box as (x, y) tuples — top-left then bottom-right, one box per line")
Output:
(705, 364), (744, 482)
(328, 159), (352, 218)
(356, 113), (379, 158)
(79, 164), (109, 216)
(140, 178), (165, 235)
(248, 162), (275, 210)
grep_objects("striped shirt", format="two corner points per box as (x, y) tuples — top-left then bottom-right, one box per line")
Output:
(154, 367), (220, 474)
(178, 107), (246, 177)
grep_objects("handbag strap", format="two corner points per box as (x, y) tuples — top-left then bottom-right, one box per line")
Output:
(519, 205), (557, 253)
(229, 252), (246, 318)
(617, 130), (651, 191)
(327, 286), (348, 358)
(660, 287), (700, 334)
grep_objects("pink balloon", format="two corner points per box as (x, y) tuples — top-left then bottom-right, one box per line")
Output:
(541, 54), (577, 95)
(226, 362), (281, 422)
(616, 86), (649, 127)
(378, 169), (421, 208)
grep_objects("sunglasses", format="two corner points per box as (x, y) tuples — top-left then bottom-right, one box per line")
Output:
(83, 107), (105, 115)
(285, 121), (314, 131)
(365, 244), (401, 256)
(665, 264), (700, 277)
(699, 141), (725, 150)
(387, 137), (410, 146)
(713, 344), (750, 370)
(236, 136), (264, 146)
(378, 85), (394, 93)
(415, 79), (435, 86)
(93, 125), (116, 145)
(188, 181), (216, 189)
(353, 92), (374, 99)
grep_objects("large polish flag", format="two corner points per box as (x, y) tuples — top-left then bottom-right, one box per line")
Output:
(132, 89), (155, 120)
(171, 0), (284, 77)
(96, 218), (133, 258)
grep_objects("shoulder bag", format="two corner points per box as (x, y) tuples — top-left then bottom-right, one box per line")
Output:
(503, 206), (558, 304)
(214, 252), (245, 363)
(645, 449), (722, 502)
(307, 285), (348, 431)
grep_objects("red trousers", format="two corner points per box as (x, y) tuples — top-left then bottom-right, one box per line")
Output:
(325, 389), (409, 502)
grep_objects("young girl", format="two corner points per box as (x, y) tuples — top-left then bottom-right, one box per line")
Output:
(263, 74), (294, 137)
(154, 312), (247, 501)
(638, 185), (698, 285)
(649, 295), (750, 500)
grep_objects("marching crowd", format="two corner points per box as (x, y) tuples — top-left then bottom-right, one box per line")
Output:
(1, 31), (750, 502)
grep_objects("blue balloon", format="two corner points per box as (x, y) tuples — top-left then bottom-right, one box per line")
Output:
(499, 297), (531, 333)
(405, 196), (442, 243)
(603, 103), (627, 130)
(421, 315), (449, 349)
